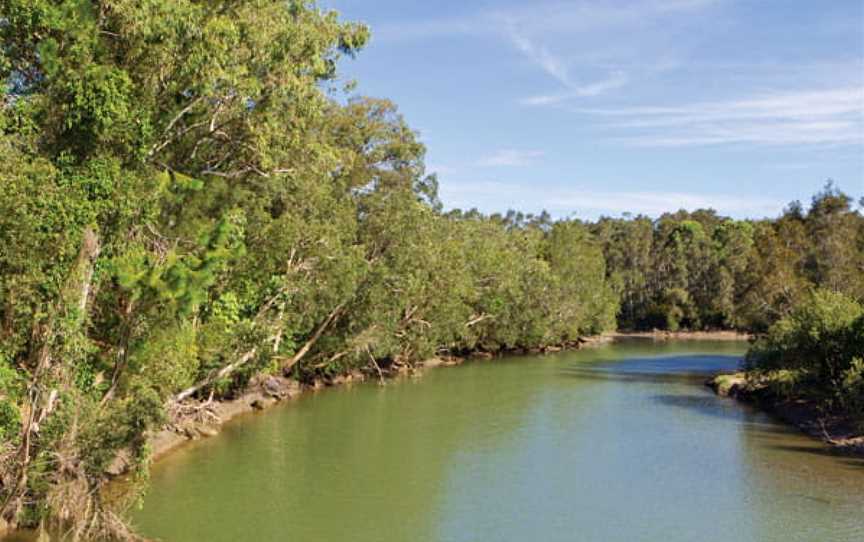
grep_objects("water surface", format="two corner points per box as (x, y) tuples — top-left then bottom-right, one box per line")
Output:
(133, 339), (864, 541)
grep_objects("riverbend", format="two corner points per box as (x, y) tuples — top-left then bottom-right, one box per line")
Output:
(125, 339), (864, 542)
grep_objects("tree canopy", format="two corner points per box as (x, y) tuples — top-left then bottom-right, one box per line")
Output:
(0, 1), (862, 539)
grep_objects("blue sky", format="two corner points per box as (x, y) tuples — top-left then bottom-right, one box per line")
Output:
(324, 0), (864, 220)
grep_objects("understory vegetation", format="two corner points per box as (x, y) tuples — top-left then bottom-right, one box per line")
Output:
(746, 290), (864, 428)
(0, 0), (862, 538)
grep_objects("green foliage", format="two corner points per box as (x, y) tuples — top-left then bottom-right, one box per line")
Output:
(128, 323), (199, 397)
(0, 354), (22, 441)
(747, 290), (862, 374)
(0, 0), (861, 536)
(747, 290), (864, 416)
(544, 221), (618, 337)
(593, 184), (863, 332)
(840, 357), (864, 421)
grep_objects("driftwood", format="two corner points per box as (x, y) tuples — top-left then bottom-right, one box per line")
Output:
(366, 348), (385, 384)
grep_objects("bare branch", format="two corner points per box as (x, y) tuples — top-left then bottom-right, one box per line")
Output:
(148, 97), (205, 157)
(173, 349), (258, 403)
(281, 302), (347, 375)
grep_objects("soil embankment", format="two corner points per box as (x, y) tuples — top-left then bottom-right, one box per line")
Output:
(612, 330), (752, 341)
(112, 331), (744, 474)
(707, 373), (864, 456)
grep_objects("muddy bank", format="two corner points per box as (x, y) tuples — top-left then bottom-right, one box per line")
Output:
(110, 357), (464, 475)
(707, 373), (864, 456)
(132, 332), (732, 472)
(135, 332), (746, 473)
(115, 337), (624, 474)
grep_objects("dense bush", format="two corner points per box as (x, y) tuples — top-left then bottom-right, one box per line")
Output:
(0, 0), (861, 538)
(0, 1), (619, 535)
(746, 290), (864, 415)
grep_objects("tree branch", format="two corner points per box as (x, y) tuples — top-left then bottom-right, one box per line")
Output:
(173, 349), (258, 403)
(281, 302), (346, 375)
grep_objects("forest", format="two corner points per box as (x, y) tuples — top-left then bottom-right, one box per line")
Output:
(0, 0), (862, 539)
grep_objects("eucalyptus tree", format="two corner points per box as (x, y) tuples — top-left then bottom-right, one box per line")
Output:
(1, 1), (861, 539)
(803, 183), (864, 300)
(544, 220), (618, 338)
(0, 0), (367, 535)
(592, 216), (654, 329)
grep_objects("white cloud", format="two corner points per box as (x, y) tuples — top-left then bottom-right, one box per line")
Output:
(439, 180), (783, 218)
(521, 71), (630, 106)
(354, 2), (863, 153)
(364, 0), (728, 105)
(477, 149), (546, 167)
(509, 33), (572, 86)
(571, 71), (631, 97)
(506, 28), (630, 102)
(578, 88), (863, 122)
(496, 0), (725, 105)
(574, 87), (864, 147)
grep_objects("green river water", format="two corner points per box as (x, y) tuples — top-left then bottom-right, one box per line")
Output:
(133, 339), (864, 541)
(9, 339), (864, 541)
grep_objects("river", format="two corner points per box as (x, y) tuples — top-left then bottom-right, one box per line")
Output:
(121, 339), (864, 541)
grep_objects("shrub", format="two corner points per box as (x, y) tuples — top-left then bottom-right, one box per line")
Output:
(747, 290), (864, 413)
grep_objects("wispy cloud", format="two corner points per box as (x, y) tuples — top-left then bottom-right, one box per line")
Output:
(496, 0), (725, 105)
(509, 33), (571, 86)
(506, 29), (630, 103)
(371, 0), (724, 104)
(649, 0), (721, 11)
(477, 149), (546, 167)
(575, 87), (864, 147)
(521, 71), (630, 106)
(439, 180), (783, 218)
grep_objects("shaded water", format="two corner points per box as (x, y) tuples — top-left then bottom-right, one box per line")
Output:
(20, 340), (864, 541)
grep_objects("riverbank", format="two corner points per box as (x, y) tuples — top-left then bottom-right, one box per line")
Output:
(116, 336), (629, 473)
(0, 333), (749, 540)
(707, 373), (864, 456)
(612, 330), (752, 341)
(115, 333), (751, 474)
(126, 331), (733, 472)
(129, 338), (864, 542)
(0, 332), (751, 540)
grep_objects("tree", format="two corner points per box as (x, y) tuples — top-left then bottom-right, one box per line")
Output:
(0, 0), (368, 536)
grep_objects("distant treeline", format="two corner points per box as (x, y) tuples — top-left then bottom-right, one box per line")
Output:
(0, 1), (862, 539)
(590, 184), (864, 332)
